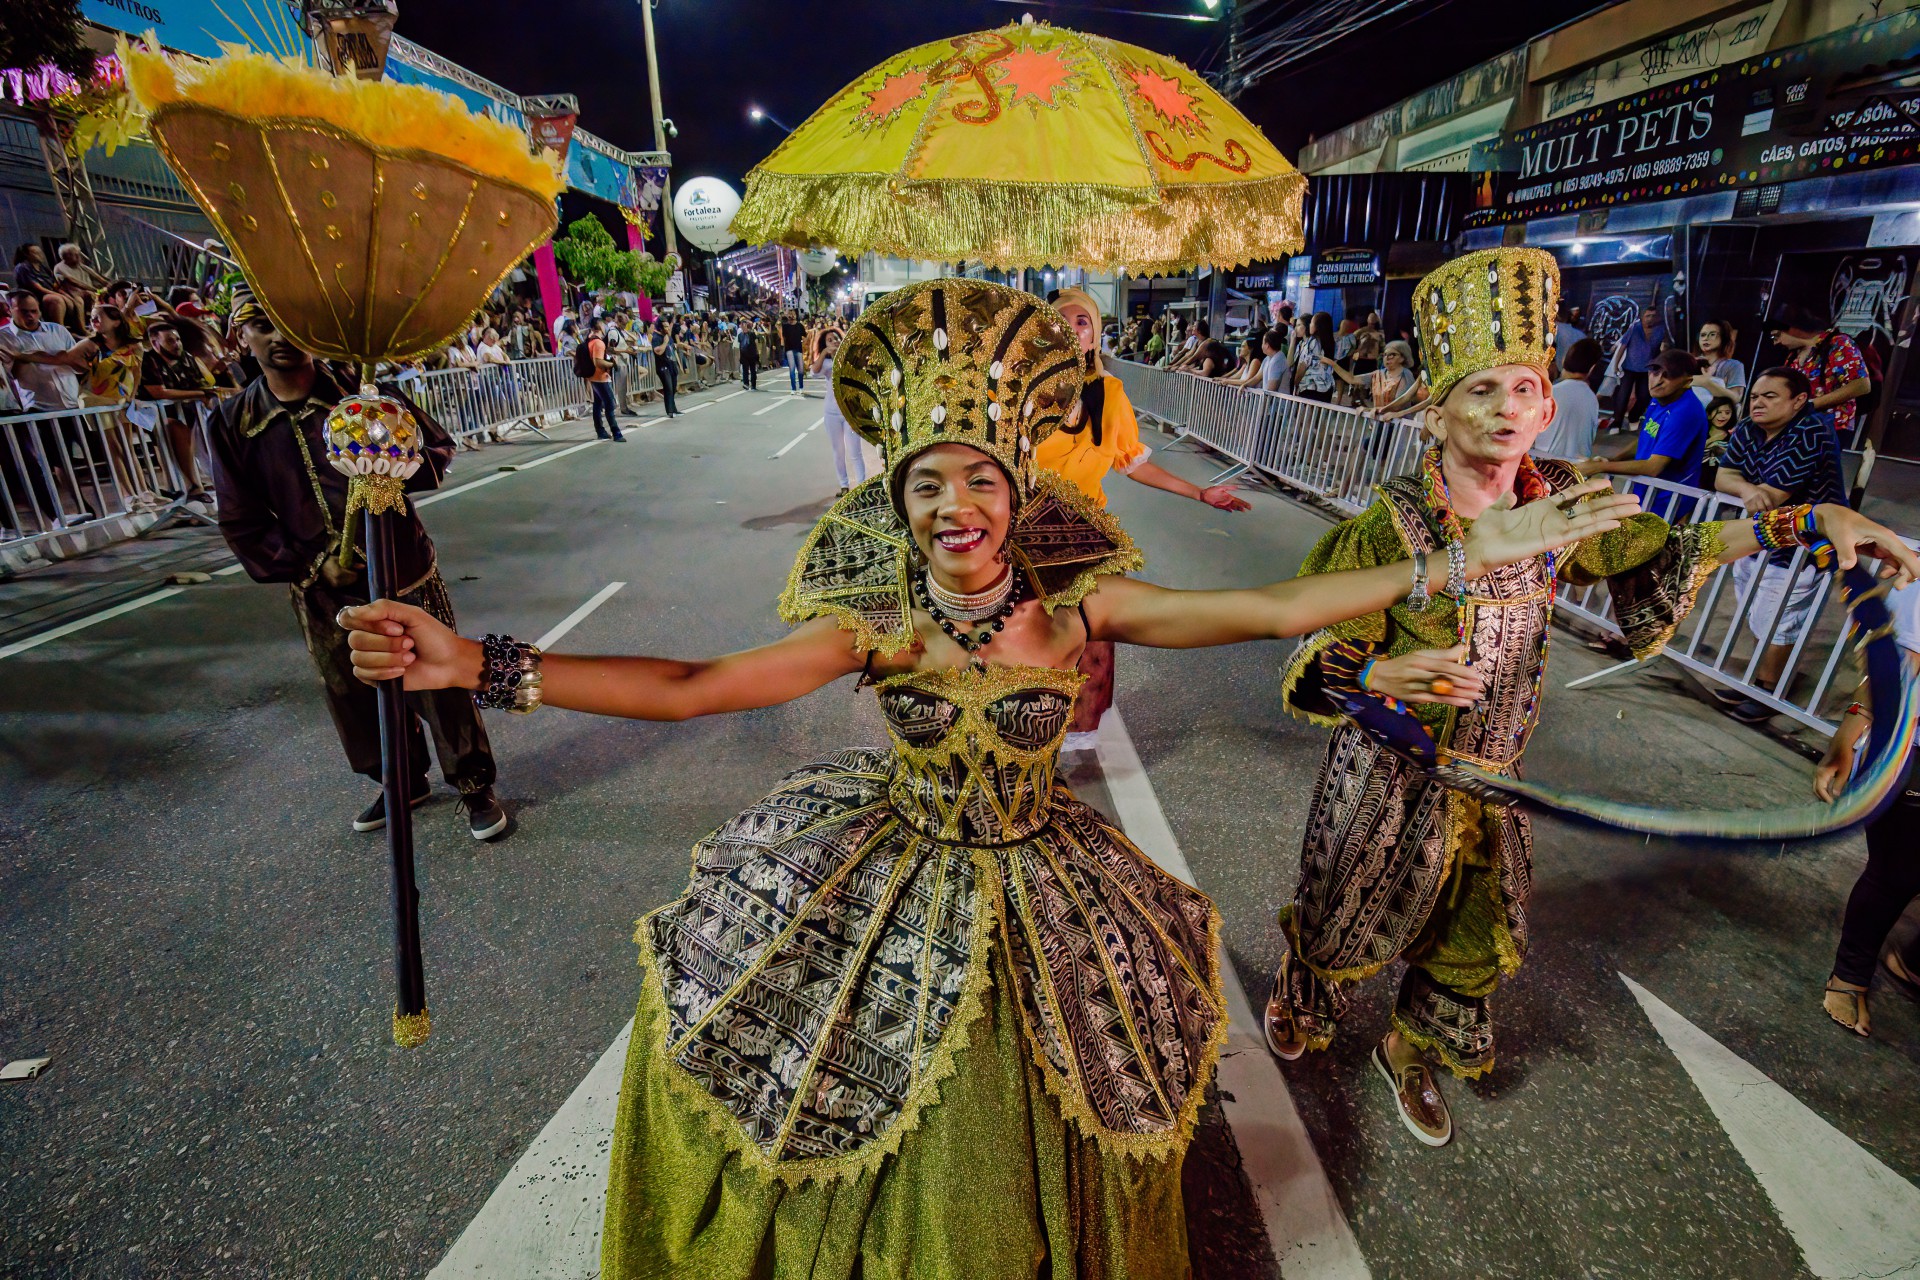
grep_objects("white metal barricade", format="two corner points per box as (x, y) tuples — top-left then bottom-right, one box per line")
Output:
(1110, 358), (1892, 735)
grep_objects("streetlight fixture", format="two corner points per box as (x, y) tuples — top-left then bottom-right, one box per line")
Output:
(748, 105), (794, 134)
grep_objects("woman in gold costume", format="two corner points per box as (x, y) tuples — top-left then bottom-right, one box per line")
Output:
(340, 279), (1633, 1279)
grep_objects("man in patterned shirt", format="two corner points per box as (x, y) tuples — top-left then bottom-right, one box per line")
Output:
(1768, 304), (1870, 444)
(1711, 366), (1848, 723)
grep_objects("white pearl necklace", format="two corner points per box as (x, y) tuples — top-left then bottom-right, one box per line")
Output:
(924, 566), (1013, 622)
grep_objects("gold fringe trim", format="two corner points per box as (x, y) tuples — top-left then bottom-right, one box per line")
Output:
(1387, 1010), (1494, 1081)
(732, 168), (1306, 277)
(1279, 903), (1393, 986)
(123, 41), (563, 201)
(336, 473), (409, 568)
(1276, 630), (1349, 730)
(622, 850), (1006, 1189)
(392, 1006), (431, 1048)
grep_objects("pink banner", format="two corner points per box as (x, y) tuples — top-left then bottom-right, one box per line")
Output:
(533, 239), (563, 345)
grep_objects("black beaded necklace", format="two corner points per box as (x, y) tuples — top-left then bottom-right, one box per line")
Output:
(913, 569), (1026, 671)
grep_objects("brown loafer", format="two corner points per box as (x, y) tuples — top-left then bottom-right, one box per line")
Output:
(1265, 973), (1308, 1061)
(1371, 1038), (1452, 1147)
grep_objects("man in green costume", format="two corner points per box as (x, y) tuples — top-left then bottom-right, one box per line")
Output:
(1264, 247), (1918, 1148)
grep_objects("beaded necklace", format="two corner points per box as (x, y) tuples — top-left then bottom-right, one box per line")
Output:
(1420, 447), (1558, 749)
(914, 568), (1027, 672)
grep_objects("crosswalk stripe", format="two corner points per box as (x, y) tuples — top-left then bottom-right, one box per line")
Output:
(1623, 973), (1920, 1278)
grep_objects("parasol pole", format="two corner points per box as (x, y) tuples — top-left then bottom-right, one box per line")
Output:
(359, 359), (429, 1049)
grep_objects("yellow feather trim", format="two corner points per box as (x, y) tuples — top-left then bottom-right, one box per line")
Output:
(122, 40), (562, 202)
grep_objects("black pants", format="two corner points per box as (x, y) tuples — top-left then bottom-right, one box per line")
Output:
(590, 380), (622, 439)
(1832, 797), (1920, 986)
(295, 574), (497, 795)
(657, 360), (678, 416)
(741, 357), (758, 390)
(1613, 369), (1650, 427)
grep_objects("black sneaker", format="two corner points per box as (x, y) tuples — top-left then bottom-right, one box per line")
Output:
(1729, 698), (1776, 725)
(462, 788), (510, 841)
(353, 786), (431, 832)
(1707, 686), (1748, 708)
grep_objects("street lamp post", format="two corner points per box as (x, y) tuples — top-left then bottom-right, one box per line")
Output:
(637, 0), (679, 262)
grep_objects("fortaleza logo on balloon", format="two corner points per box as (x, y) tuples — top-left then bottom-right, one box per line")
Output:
(673, 178), (742, 253)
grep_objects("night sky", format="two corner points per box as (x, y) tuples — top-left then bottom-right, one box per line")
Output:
(396, 0), (1601, 197)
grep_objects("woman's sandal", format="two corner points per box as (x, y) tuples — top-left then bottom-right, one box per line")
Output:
(1823, 979), (1871, 1037)
(1881, 951), (1920, 1004)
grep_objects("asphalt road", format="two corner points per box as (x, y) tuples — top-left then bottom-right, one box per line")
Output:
(3, 378), (1918, 1278)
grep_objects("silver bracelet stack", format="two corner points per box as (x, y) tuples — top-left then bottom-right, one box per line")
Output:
(1406, 548), (1430, 611)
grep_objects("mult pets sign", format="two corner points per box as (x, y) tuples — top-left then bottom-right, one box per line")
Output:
(1466, 9), (1920, 225)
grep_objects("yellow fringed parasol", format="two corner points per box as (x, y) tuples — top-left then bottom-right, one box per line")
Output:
(731, 15), (1304, 274)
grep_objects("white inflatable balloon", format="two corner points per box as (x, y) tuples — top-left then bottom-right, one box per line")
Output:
(673, 179), (742, 253)
(798, 248), (837, 277)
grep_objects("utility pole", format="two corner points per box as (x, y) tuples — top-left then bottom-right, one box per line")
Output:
(638, 0), (679, 262)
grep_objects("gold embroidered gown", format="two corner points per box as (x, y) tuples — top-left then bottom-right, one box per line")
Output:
(601, 479), (1226, 1280)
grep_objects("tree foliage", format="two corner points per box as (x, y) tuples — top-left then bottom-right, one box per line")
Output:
(0, 0), (94, 78)
(552, 216), (638, 293)
(552, 216), (677, 299)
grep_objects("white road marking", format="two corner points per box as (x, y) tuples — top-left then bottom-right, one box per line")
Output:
(752, 395), (802, 416)
(0, 587), (184, 661)
(3, 437), (610, 660)
(427, 1021), (631, 1279)
(1095, 709), (1372, 1280)
(417, 440), (605, 507)
(713, 389), (748, 403)
(1622, 973), (1920, 1279)
(770, 419), (824, 459)
(432, 704), (1370, 1279)
(677, 402), (712, 414)
(534, 582), (626, 652)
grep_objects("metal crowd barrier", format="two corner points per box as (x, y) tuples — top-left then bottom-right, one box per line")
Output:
(1110, 358), (1892, 736)
(1111, 358), (1427, 516)
(2, 353), (663, 572)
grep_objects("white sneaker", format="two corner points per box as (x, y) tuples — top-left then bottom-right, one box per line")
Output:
(1062, 730), (1100, 753)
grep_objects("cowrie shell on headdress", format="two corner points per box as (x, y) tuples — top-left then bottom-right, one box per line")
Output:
(933, 329), (949, 351)
(891, 410), (902, 430)
(871, 406), (881, 420)
(931, 405), (947, 424)
(989, 360), (1003, 379)
(1019, 436), (1031, 452)
(890, 368), (902, 387)
(987, 402), (1002, 421)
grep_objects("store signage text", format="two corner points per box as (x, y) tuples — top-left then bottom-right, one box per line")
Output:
(1469, 9), (1920, 226)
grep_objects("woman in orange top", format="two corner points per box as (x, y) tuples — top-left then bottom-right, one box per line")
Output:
(1035, 287), (1252, 747)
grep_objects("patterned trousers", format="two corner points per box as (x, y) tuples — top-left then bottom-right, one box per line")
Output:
(1281, 852), (1506, 1079)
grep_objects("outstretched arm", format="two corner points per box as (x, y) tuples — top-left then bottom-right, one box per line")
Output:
(1709, 504), (1919, 579)
(341, 605), (868, 720)
(1087, 479), (1640, 648)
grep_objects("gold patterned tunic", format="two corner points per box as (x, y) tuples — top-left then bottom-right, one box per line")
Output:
(602, 479), (1225, 1280)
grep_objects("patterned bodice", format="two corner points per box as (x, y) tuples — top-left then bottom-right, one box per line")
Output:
(874, 664), (1087, 846)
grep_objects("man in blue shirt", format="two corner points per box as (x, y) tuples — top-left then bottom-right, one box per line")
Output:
(1583, 348), (1707, 520)
(1710, 365), (1849, 722)
(1610, 305), (1666, 427)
